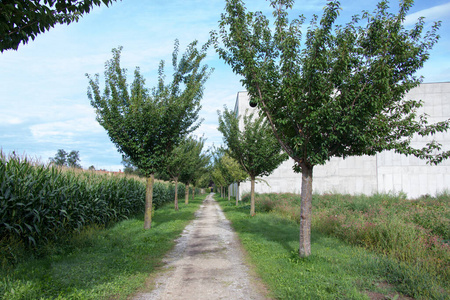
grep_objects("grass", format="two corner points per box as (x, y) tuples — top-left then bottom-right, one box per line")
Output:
(0, 194), (205, 300)
(217, 193), (449, 299)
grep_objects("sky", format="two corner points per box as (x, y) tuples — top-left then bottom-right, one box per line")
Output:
(1, 0), (449, 171)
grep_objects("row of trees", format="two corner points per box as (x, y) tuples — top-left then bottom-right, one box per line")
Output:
(7, 0), (449, 259)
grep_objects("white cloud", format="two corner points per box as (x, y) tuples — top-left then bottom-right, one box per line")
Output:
(0, 115), (23, 125)
(30, 117), (103, 143)
(405, 2), (450, 26)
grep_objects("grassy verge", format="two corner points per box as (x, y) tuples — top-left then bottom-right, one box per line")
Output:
(216, 194), (449, 299)
(0, 194), (205, 300)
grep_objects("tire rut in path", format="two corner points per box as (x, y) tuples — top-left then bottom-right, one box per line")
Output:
(134, 193), (269, 300)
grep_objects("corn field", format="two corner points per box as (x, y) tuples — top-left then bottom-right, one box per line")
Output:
(0, 152), (187, 264)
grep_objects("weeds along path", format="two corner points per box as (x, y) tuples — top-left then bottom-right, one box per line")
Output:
(134, 193), (269, 300)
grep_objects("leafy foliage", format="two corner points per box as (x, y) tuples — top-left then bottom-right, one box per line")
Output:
(0, 0), (117, 52)
(214, 0), (448, 168)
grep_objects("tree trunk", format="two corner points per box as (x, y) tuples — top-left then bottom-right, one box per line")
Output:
(144, 174), (154, 229)
(236, 182), (240, 206)
(250, 176), (255, 216)
(299, 164), (313, 257)
(174, 177), (179, 211)
(185, 183), (189, 205)
(228, 185), (231, 201)
(192, 185), (195, 200)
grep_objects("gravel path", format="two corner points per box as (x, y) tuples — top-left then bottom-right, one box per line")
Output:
(133, 193), (270, 300)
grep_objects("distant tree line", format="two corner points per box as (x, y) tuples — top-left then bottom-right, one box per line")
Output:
(49, 149), (81, 168)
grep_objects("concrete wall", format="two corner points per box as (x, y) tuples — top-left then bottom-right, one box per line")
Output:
(230, 82), (450, 199)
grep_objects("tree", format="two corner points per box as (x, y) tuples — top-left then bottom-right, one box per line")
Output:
(87, 40), (212, 229)
(218, 106), (287, 215)
(214, 0), (450, 256)
(67, 150), (81, 168)
(50, 149), (67, 166)
(0, 0), (117, 52)
(220, 153), (247, 205)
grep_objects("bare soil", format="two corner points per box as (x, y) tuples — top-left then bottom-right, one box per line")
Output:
(133, 193), (271, 300)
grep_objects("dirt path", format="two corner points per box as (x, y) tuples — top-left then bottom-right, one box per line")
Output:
(134, 193), (270, 300)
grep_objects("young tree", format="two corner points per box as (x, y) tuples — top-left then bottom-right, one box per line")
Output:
(87, 40), (211, 229)
(214, 0), (450, 256)
(218, 107), (287, 216)
(1, 0), (117, 52)
(221, 153), (247, 205)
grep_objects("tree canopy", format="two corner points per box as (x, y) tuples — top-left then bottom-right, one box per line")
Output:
(87, 40), (212, 228)
(0, 0), (117, 52)
(213, 0), (449, 256)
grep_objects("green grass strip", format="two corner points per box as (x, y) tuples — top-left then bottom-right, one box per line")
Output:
(0, 194), (205, 300)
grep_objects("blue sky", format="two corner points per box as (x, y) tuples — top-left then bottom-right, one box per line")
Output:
(1, 0), (449, 171)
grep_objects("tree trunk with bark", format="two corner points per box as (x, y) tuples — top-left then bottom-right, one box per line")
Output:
(228, 185), (231, 201)
(174, 177), (179, 211)
(299, 164), (313, 257)
(185, 183), (189, 205)
(236, 182), (240, 206)
(144, 174), (154, 229)
(250, 176), (256, 216)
